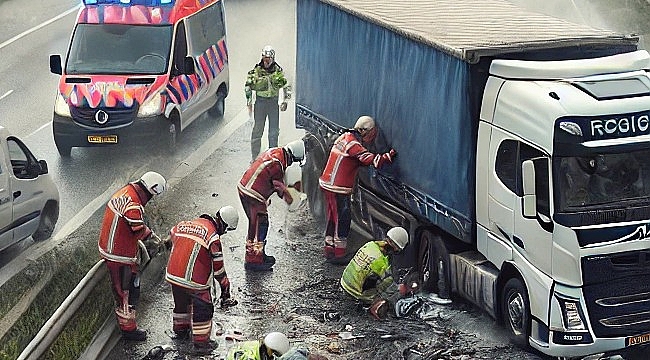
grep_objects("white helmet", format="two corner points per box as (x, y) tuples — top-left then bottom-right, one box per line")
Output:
(284, 139), (305, 163)
(261, 45), (275, 59)
(139, 171), (166, 196)
(284, 163), (302, 188)
(387, 226), (409, 251)
(263, 332), (290, 356)
(354, 115), (375, 132)
(218, 205), (238, 231)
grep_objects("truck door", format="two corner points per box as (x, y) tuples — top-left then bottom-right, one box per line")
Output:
(0, 139), (12, 250)
(513, 143), (553, 275)
(487, 130), (516, 254)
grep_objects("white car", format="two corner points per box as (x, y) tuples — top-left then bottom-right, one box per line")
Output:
(0, 126), (59, 252)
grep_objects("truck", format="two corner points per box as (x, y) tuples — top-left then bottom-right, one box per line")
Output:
(296, 0), (650, 358)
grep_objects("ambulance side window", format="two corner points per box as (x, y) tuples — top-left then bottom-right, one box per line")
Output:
(171, 21), (188, 77)
(186, 2), (224, 57)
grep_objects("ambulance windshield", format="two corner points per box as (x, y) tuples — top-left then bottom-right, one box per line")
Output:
(66, 24), (172, 75)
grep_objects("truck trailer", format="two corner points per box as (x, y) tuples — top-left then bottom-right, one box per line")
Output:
(296, 0), (650, 357)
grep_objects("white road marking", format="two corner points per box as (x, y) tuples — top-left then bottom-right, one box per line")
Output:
(0, 5), (80, 50)
(0, 90), (13, 101)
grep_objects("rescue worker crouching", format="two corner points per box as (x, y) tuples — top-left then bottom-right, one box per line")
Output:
(98, 171), (167, 342)
(237, 140), (305, 271)
(227, 331), (310, 360)
(320, 115), (396, 263)
(165, 206), (240, 353)
(340, 226), (411, 320)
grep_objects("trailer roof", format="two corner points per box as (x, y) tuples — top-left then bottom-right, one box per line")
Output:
(322, 0), (638, 63)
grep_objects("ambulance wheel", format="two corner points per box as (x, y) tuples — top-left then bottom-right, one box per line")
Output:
(55, 140), (71, 157)
(501, 277), (530, 348)
(209, 94), (225, 118)
(167, 119), (178, 154)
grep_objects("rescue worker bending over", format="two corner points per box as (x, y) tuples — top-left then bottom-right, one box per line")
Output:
(245, 45), (292, 161)
(165, 206), (239, 352)
(238, 140), (304, 271)
(320, 116), (396, 262)
(340, 227), (410, 320)
(98, 171), (166, 341)
(227, 332), (292, 360)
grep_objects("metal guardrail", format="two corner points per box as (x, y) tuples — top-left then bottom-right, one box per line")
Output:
(17, 259), (107, 360)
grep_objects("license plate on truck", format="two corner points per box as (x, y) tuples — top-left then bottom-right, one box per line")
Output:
(87, 135), (117, 144)
(627, 333), (650, 347)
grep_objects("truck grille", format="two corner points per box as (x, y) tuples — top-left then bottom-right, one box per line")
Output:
(582, 251), (650, 337)
(70, 105), (138, 129)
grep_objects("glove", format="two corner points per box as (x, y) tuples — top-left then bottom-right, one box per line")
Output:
(280, 101), (288, 112)
(283, 191), (294, 205)
(388, 148), (397, 160)
(220, 297), (238, 309)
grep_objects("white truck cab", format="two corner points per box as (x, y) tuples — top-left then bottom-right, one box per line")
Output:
(0, 126), (59, 252)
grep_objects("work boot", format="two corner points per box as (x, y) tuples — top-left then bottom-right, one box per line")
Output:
(193, 339), (218, 354)
(323, 236), (335, 259)
(245, 256), (275, 271)
(369, 299), (388, 320)
(244, 240), (274, 271)
(122, 328), (147, 341)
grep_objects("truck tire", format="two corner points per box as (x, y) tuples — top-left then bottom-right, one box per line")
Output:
(501, 277), (530, 348)
(32, 202), (59, 242)
(303, 136), (326, 226)
(417, 231), (451, 298)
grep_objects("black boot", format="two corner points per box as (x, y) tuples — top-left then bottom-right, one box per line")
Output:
(122, 328), (147, 341)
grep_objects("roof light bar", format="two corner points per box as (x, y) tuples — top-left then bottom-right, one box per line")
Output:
(82, 0), (175, 6)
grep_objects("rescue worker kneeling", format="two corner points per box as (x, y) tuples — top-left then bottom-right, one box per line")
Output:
(165, 206), (240, 352)
(227, 331), (294, 360)
(340, 226), (412, 320)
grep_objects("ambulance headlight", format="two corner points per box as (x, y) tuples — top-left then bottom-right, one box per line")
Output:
(559, 299), (586, 331)
(54, 94), (71, 117)
(137, 93), (163, 117)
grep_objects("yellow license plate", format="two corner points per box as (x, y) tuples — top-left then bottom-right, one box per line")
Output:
(627, 333), (650, 347)
(88, 135), (118, 144)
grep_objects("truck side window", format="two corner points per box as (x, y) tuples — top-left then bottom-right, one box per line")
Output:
(520, 144), (550, 219)
(495, 140), (518, 194)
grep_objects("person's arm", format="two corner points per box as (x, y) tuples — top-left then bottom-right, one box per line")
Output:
(348, 142), (396, 169)
(123, 203), (152, 240)
(209, 236), (237, 307)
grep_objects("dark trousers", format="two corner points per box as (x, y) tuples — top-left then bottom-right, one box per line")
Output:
(324, 190), (351, 239)
(251, 96), (280, 160)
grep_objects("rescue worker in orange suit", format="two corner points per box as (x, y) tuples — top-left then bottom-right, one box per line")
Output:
(319, 116), (396, 262)
(98, 171), (167, 342)
(238, 139), (304, 271)
(165, 206), (240, 352)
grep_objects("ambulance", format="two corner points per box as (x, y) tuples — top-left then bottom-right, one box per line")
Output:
(49, 0), (229, 156)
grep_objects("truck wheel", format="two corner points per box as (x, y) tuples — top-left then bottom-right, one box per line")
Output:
(417, 231), (451, 298)
(32, 202), (59, 242)
(303, 140), (326, 226)
(501, 277), (530, 348)
(208, 93), (225, 118)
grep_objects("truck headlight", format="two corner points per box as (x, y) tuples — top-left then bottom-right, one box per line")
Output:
(559, 299), (586, 331)
(137, 93), (163, 117)
(54, 94), (71, 117)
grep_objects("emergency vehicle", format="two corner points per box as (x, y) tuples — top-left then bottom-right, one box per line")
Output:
(50, 0), (229, 156)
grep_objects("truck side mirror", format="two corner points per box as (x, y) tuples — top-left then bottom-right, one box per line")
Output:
(50, 54), (62, 75)
(38, 160), (49, 175)
(521, 160), (536, 218)
(183, 56), (195, 75)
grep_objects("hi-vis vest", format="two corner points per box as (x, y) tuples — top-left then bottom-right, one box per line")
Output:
(340, 241), (392, 302)
(165, 217), (223, 291)
(319, 132), (392, 194)
(98, 183), (148, 264)
(238, 147), (289, 203)
(226, 340), (262, 360)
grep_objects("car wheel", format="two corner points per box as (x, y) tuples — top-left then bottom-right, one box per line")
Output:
(501, 277), (531, 348)
(167, 120), (178, 154)
(32, 202), (59, 242)
(55, 140), (71, 157)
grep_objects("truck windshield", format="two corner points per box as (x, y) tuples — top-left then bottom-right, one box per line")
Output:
(66, 24), (172, 75)
(556, 149), (650, 211)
